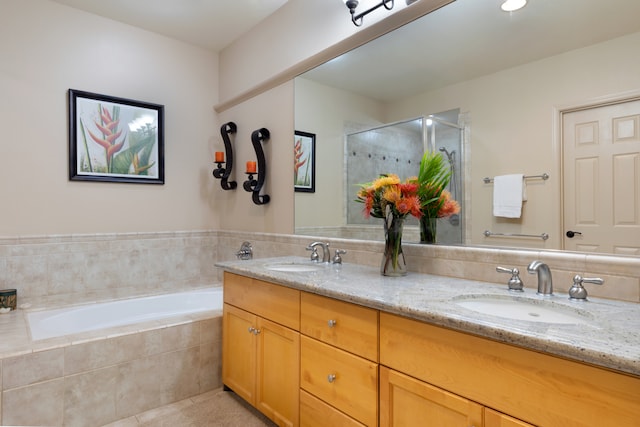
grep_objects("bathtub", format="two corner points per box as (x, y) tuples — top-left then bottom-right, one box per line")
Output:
(27, 287), (223, 341)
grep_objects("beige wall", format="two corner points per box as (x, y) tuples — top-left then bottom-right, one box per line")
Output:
(294, 78), (386, 228)
(216, 83), (295, 234)
(0, 0), (219, 236)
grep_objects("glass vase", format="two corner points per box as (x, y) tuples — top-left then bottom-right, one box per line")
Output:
(381, 213), (407, 276)
(420, 216), (438, 244)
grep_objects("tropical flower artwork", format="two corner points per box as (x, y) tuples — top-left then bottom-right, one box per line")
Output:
(69, 90), (164, 184)
(294, 131), (315, 192)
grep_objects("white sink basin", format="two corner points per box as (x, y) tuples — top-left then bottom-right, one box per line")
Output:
(265, 262), (327, 273)
(454, 296), (592, 325)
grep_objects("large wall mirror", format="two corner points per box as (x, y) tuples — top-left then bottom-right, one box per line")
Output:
(294, 0), (640, 256)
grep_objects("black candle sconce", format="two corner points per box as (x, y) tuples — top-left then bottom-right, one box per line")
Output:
(212, 121), (237, 190)
(243, 128), (270, 205)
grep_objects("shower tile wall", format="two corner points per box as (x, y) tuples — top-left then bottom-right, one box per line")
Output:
(346, 122), (423, 225)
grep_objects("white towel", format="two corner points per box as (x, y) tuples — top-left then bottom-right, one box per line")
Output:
(493, 174), (525, 218)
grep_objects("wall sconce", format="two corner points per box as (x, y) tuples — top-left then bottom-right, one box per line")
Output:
(343, 0), (394, 27)
(243, 128), (270, 205)
(212, 121), (237, 190)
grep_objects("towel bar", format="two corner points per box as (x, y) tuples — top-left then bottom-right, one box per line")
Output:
(483, 173), (549, 184)
(484, 230), (549, 240)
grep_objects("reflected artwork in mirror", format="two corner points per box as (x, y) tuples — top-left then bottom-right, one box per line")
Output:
(294, 0), (640, 256)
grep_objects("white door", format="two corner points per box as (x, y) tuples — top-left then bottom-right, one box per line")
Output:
(563, 98), (640, 255)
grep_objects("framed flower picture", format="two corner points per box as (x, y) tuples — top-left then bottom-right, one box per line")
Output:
(294, 130), (315, 193)
(68, 89), (165, 184)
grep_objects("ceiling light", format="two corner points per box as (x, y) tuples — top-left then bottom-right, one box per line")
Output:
(501, 0), (527, 12)
(343, 0), (395, 27)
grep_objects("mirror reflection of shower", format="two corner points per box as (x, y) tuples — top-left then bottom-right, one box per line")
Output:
(343, 112), (465, 245)
(426, 109), (464, 244)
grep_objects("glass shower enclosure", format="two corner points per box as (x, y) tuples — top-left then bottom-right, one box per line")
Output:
(345, 111), (464, 244)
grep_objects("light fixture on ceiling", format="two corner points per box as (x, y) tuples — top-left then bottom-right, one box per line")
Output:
(501, 0), (527, 12)
(343, 0), (394, 27)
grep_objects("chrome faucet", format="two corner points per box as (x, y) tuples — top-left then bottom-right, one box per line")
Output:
(306, 241), (331, 263)
(527, 260), (553, 296)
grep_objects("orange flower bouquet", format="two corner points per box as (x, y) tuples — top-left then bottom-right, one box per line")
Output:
(356, 174), (423, 276)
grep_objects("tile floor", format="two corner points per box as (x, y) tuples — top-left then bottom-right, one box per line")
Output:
(103, 389), (276, 427)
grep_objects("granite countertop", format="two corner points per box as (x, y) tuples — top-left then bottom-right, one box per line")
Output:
(217, 256), (640, 377)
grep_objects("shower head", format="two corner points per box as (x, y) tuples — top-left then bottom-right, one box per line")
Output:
(439, 147), (455, 164)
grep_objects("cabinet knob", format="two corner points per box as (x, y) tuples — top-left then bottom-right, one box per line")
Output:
(327, 319), (337, 328)
(327, 374), (336, 383)
(248, 327), (255, 334)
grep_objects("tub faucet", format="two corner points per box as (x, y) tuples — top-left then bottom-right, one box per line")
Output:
(527, 260), (553, 296)
(306, 241), (330, 263)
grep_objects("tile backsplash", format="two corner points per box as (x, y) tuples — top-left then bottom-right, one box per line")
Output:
(0, 230), (638, 305)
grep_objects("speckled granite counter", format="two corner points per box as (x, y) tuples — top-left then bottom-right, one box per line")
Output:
(217, 256), (640, 377)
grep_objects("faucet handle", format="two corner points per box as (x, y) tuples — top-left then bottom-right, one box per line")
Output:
(236, 241), (253, 260)
(569, 275), (604, 301)
(496, 266), (524, 292)
(333, 249), (347, 264)
(306, 246), (320, 262)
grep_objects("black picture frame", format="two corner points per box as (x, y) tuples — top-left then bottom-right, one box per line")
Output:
(68, 89), (165, 184)
(294, 131), (316, 193)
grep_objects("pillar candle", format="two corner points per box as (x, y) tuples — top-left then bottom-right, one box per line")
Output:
(246, 161), (257, 174)
(215, 151), (224, 163)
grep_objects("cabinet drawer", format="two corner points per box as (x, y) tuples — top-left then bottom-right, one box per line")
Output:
(301, 292), (378, 361)
(300, 390), (366, 427)
(224, 272), (300, 330)
(301, 336), (378, 426)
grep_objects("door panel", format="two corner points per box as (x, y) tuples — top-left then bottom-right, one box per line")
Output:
(563, 99), (640, 254)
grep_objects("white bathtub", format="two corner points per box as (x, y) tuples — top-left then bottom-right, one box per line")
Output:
(27, 287), (223, 340)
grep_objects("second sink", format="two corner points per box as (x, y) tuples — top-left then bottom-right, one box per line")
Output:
(454, 295), (593, 325)
(265, 262), (327, 273)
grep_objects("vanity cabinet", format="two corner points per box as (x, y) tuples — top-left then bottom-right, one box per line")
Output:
(299, 293), (379, 426)
(222, 272), (300, 427)
(379, 312), (640, 427)
(222, 271), (639, 427)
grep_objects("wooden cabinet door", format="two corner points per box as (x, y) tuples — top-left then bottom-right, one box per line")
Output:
(300, 390), (367, 427)
(380, 366), (483, 427)
(256, 316), (300, 427)
(485, 408), (535, 427)
(222, 303), (257, 404)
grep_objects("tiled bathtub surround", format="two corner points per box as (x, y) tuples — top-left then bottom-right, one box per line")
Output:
(0, 231), (221, 426)
(0, 314), (221, 426)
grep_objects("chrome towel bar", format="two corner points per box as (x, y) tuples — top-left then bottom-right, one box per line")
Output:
(484, 230), (549, 241)
(483, 173), (549, 184)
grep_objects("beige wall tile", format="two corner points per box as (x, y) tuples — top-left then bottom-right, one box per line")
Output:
(64, 366), (118, 427)
(3, 348), (64, 389)
(65, 337), (139, 376)
(200, 340), (222, 392)
(200, 317), (222, 344)
(2, 378), (64, 426)
(139, 323), (200, 356)
(116, 347), (200, 418)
